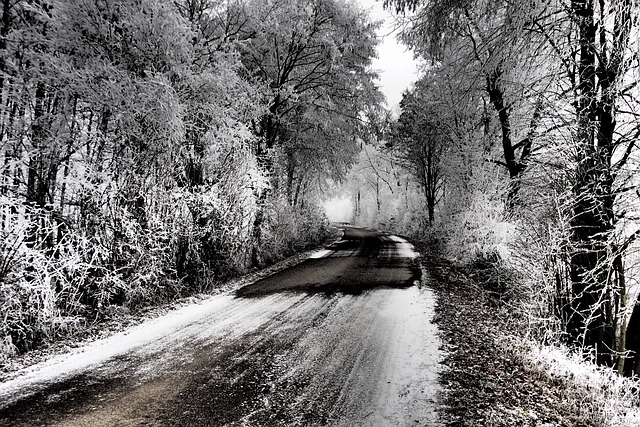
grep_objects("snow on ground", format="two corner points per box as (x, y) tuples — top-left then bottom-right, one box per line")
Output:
(388, 235), (419, 259)
(0, 293), (309, 408)
(309, 248), (333, 258)
(286, 285), (440, 426)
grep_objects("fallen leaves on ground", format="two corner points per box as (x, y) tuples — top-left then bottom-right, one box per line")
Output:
(422, 252), (598, 427)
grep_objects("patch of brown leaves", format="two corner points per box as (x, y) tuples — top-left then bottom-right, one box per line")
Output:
(422, 252), (597, 427)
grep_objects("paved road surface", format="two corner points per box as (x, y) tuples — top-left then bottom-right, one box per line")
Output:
(0, 226), (441, 426)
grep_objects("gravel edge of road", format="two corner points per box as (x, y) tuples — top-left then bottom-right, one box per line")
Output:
(421, 251), (604, 427)
(0, 230), (343, 381)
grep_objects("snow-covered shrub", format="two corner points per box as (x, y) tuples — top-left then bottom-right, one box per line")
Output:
(0, 207), (84, 353)
(109, 210), (181, 308)
(0, 334), (15, 364)
(184, 188), (253, 286)
(0, 249), (58, 353)
(441, 188), (516, 264)
(179, 141), (260, 287)
(508, 190), (573, 343)
(256, 197), (330, 267)
(503, 336), (640, 426)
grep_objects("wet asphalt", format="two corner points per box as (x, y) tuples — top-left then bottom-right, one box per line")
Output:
(0, 226), (441, 427)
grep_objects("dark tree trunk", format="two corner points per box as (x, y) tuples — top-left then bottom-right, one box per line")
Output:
(420, 161), (434, 226)
(486, 68), (519, 180)
(624, 300), (640, 377)
(417, 142), (439, 226)
(375, 176), (380, 213)
(286, 149), (296, 205)
(0, 0), (13, 95)
(486, 67), (546, 213)
(185, 132), (205, 187)
(566, 0), (610, 363)
(251, 205), (265, 268)
(565, 0), (627, 367)
(26, 82), (48, 209)
(486, 67), (526, 213)
(293, 174), (304, 208)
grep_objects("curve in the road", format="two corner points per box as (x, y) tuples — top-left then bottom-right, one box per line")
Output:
(236, 226), (421, 297)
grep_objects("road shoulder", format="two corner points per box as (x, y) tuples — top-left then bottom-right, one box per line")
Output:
(422, 251), (598, 426)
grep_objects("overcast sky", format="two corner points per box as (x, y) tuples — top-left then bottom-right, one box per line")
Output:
(354, 0), (420, 112)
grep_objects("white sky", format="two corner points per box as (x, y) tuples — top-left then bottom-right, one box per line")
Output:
(354, 0), (420, 112)
(324, 195), (352, 222)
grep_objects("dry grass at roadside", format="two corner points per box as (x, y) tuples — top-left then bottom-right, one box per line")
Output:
(514, 339), (640, 426)
(422, 251), (640, 427)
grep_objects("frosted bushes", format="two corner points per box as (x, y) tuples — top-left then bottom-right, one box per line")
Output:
(0, 188), (184, 356)
(185, 191), (252, 284)
(181, 144), (260, 284)
(0, 185), (250, 359)
(510, 201), (573, 343)
(505, 336), (640, 426)
(0, 335), (15, 365)
(442, 190), (516, 264)
(256, 198), (330, 267)
(0, 209), (86, 354)
(111, 214), (180, 307)
(386, 202), (433, 244)
(0, 258), (58, 352)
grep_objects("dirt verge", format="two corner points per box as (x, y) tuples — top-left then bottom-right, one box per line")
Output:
(422, 251), (598, 427)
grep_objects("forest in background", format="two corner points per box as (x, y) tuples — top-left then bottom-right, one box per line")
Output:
(0, 0), (382, 359)
(343, 0), (640, 378)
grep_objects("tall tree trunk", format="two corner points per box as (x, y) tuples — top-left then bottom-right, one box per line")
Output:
(486, 68), (518, 179)
(375, 176), (380, 213)
(624, 298), (640, 376)
(59, 96), (79, 214)
(293, 173), (304, 208)
(0, 0), (13, 95)
(286, 149), (296, 205)
(26, 82), (46, 208)
(486, 66), (545, 213)
(566, 0), (619, 366)
(251, 203), (265, 268)
(421, 161), (434, 226)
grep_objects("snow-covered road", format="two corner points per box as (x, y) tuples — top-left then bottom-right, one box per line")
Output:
(0, 227), (441, 426)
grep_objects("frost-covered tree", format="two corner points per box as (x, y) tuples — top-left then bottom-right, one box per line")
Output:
(0, 0), (383, 356)
(209, 0), (384, 265)
(390, 77), (449, 225)
(385, 0), (640, 373)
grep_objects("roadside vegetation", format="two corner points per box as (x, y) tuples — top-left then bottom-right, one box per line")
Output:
(4, 0), (640, 423)
(0, 0), (382, 361)
(424, 252), (640, 426)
